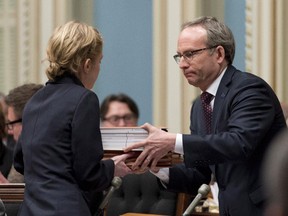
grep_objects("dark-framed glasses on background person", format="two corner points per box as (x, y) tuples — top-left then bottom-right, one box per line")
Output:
(6, 118), (22, 130)
(103, 114), (136, 126)
(173, 45), (218, 64)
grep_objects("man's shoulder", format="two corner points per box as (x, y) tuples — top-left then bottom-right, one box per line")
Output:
(224, 66), (267, 89)
(228, 66), (263, 82)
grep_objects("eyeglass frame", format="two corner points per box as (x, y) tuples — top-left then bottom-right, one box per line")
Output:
(103, 114), (137, 125)
(173, 45), (218, 64)
(5, 118), (22, 130)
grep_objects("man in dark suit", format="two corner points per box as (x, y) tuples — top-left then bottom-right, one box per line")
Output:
(125, 16), (287, 216)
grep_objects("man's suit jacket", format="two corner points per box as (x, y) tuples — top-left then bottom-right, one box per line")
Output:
(167, 65), (287, 216)
(14, 74), (114, 216)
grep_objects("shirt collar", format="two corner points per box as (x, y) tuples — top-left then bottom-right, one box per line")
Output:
(206, 67), (227, 97)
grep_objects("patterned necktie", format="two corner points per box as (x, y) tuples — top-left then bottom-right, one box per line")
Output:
(201, 92), (214, 134)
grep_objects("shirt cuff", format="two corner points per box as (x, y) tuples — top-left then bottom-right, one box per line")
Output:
(150, 168), (170, 185)
(174, 133), (184, 155)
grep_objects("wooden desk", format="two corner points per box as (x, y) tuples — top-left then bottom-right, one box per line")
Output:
(121, 213), (218, 216)
(0, 183), (25, 202)
(121, 214), (166, 216)
(190, 213), (219, 216)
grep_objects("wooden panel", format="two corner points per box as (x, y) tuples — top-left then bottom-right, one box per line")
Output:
(190, 213), (219, 216)
(0, 183), (24, 202)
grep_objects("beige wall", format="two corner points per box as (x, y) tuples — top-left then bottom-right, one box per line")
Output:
(0, 0), (93, 94)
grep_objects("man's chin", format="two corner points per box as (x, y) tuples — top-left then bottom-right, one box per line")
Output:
(187, 80), (198, 87)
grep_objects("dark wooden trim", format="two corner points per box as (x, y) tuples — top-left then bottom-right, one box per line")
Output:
(0, 184), (25, 203)
(190, 213), (219, 216)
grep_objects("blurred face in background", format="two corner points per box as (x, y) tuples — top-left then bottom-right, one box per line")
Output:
(7, 106), (22, 141)
(102, 101), (138, 127)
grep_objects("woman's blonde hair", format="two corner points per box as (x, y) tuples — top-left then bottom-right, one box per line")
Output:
(45, 21), (103, 80)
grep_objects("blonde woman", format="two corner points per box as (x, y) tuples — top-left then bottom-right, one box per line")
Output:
(14, 21), (132, 216)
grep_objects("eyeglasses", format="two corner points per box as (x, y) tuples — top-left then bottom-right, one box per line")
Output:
(6, 118), (22, 130)
(103, 114), (136, 126)
(173, 45), (218, 64)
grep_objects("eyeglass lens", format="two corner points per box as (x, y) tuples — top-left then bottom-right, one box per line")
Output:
(6, 118), (22, 130)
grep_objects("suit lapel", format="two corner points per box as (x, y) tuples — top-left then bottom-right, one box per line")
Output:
(212, 65), (237, 132)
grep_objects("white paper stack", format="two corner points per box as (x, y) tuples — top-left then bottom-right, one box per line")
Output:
(101, 127), (147, 151)
(100, 127), (182, 167)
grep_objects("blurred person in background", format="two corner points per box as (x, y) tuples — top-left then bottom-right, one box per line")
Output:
(100, 93), (139, 127)
(262, 129), (288, 216)
(4, 83), (43, 183)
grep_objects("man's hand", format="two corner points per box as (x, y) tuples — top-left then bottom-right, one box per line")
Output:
(124, 123), (176, 171)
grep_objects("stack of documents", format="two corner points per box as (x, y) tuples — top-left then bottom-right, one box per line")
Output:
(100, 127), (182, 167)
(101, 127), (147, 151)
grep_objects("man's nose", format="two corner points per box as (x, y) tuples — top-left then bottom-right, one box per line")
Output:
(7, 128), (13, 135)
(117, 118), (127, 127)
(179, 57), (189, 69)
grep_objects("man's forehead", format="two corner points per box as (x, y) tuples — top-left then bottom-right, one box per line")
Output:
(107, 102), (132, 115)
(177, 30), (207, 52)
(7, 106), (17, 117)
(180, 26), (206, 38)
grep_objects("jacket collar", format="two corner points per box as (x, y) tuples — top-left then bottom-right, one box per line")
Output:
(211, 65), (237, 127)
(46, 73), (84, 87)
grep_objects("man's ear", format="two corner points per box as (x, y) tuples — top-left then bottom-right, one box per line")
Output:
(83, 58), (91, 73)
(216, 46), (225, 63)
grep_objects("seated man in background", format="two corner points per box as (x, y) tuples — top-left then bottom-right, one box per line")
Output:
(101, 93), (179, 216)
(4, 83), (43, 183)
